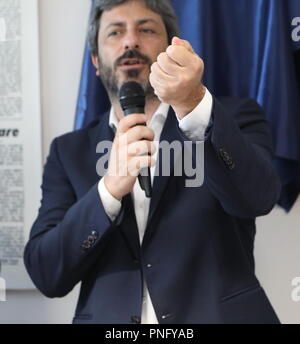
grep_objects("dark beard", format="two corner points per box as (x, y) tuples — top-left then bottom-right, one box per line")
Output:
(98, 49), (156, 100)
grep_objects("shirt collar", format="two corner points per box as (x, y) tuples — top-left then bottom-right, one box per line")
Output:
(109, 103), (170, 133)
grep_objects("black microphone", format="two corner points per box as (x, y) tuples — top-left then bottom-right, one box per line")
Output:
(119, 82), (152, 198)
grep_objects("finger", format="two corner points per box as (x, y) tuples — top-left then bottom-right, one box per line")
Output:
(171, 36), (195, 54)
(166, 44), (195, 67)
(156, 53), (181, 75)
(121, 125), (155, 145)
(151, 62), (175, 82)
(149, 73), (172, 103)
(128, 156), (156, 176)
(127, 140), (156, 157)
(150, 64), (172, 89)
(118, 114), (147, 135)
(149, 72), (166, 99)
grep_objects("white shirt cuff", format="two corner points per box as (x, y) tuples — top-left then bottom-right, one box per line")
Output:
(98, 177), (122, 222)
(176, 87), (213, 141)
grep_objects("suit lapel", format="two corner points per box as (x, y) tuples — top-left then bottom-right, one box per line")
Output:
(88, 111), (114, 171)
(145, 107), (183, 234)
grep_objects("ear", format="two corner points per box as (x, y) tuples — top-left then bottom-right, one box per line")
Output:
(91, 55), (100, 76)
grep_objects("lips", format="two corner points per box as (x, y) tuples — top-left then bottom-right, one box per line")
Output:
(118, 58), (146, 70)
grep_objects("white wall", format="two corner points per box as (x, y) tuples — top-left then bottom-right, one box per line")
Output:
(256, 202), (300, 324)
(0, 0), (299, 324)
(40, 0), (91, 157)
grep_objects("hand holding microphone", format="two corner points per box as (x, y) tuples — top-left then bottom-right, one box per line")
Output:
(103, 82), (155, 201)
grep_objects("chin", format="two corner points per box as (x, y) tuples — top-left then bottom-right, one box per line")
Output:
(119, 77), (148, 87)
(116, 70), (150, 91)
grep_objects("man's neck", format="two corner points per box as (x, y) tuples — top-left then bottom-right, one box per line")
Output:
(111, 96), (162, 124)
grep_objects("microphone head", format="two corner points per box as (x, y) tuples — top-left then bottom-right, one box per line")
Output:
(119, 82), (145, 114)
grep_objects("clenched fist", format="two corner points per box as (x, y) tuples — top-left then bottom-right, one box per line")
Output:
(149, 37), (206, 119)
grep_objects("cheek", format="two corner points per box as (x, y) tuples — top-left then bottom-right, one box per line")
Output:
(152, 43), (169, 61)
(99, 42), (119, 62)
(99, 54), (116, 72)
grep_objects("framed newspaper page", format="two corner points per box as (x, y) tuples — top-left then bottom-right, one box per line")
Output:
(0, 0), (42, 289)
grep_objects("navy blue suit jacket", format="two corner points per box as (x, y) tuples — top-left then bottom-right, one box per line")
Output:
(24, 97), (281, 324)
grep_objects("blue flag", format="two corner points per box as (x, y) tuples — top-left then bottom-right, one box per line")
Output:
(75, 0), (300, 212)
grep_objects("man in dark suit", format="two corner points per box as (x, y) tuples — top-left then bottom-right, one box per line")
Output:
(24, 0), (281, 324)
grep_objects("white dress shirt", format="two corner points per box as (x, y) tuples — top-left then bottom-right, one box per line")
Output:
(98, 88), (213, 324)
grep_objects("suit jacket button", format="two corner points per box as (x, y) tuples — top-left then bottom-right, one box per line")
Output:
(131, 316), (141, 324)
(219, 148), (235, 169)
(228, 162), (235, 170)
(161, 313), (173, 320)
(88, 236), (95, 244)
(81, 241), (90, 252)
(219, 148), (226, 156)
(91, 231), (98, 239)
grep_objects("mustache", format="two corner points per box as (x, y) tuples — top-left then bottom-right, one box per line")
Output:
(114, 49), (152, 69)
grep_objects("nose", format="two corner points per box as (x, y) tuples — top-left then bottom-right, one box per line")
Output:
(123, 30), (140, 50)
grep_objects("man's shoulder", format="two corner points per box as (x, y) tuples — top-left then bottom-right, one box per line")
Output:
(213, 96), (266, 122)
(56, 119), (101, 143)
(47, 119), (104, 159)
(216, 96), (263, 111)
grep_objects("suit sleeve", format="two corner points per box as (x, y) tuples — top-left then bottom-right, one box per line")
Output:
(178, 97), (282, 218)
(24, 138), (124, 298)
